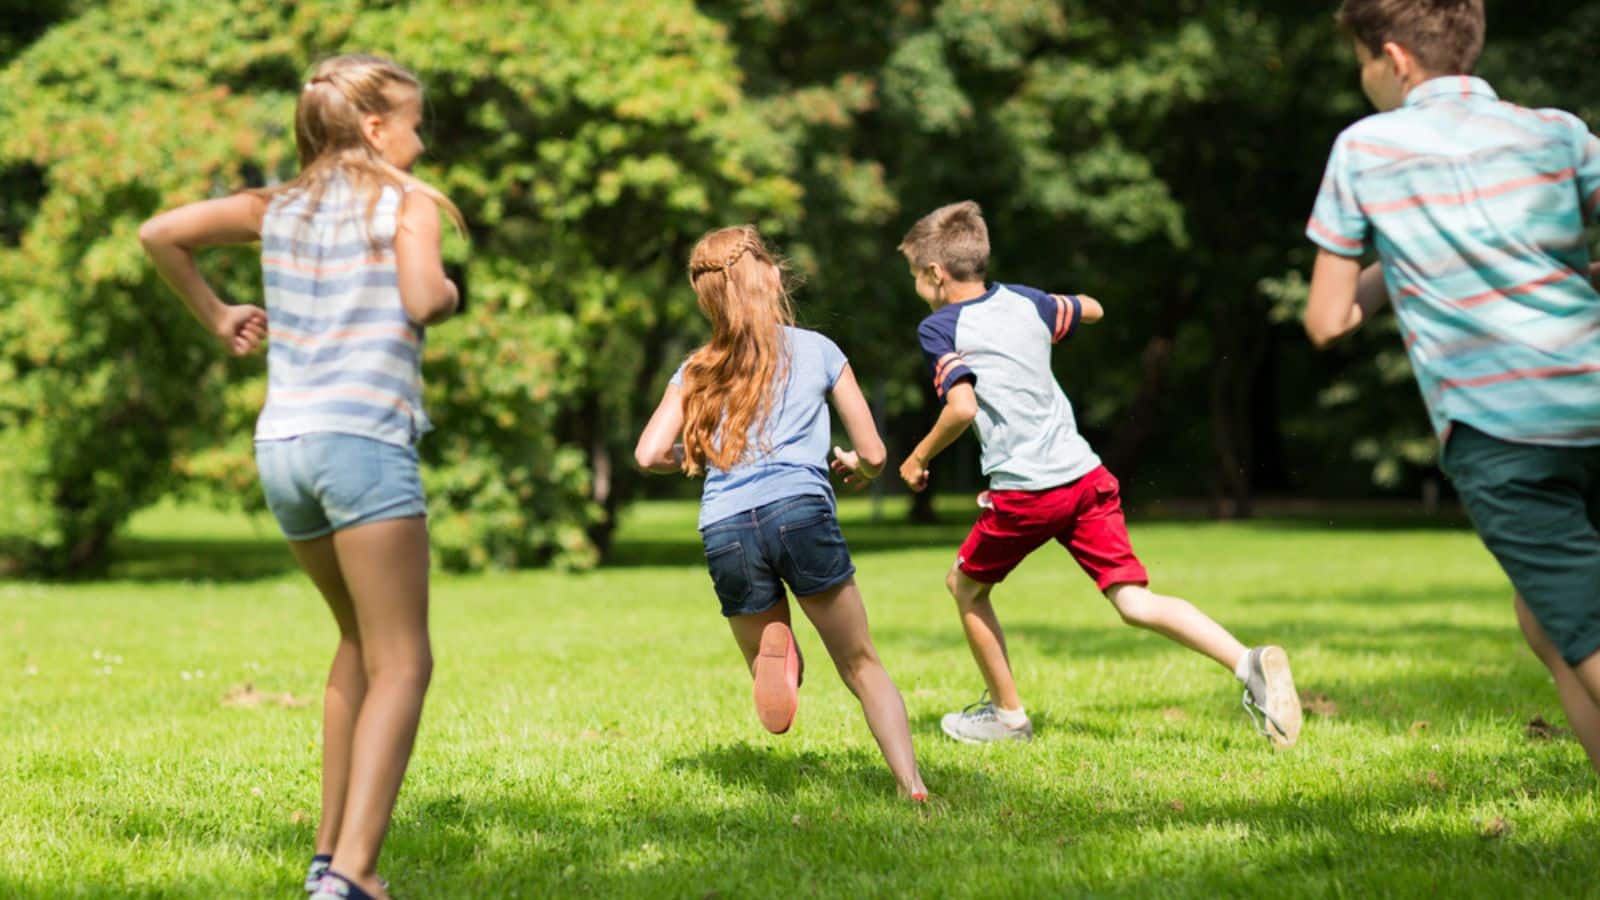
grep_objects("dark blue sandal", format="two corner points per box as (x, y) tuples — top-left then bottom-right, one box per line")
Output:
(303, 854), (332, 894)
(309, 871), (379, 900)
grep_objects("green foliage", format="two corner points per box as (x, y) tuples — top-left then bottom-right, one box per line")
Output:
(3, 0), (1597, 573)
(0, 0), (798, 572)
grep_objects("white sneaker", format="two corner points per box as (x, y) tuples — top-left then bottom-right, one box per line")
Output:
(1242, 646), (1302, 748)
(940, 693), (1033, 743)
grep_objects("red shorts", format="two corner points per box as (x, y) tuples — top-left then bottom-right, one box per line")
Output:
(957, 465), (1149, 590)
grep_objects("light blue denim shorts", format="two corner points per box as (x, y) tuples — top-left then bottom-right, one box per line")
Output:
(255, 433), (426, 541)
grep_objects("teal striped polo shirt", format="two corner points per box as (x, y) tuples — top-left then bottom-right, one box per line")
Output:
(1308, 76), (1600, 445)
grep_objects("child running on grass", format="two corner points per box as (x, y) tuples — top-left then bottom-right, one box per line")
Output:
(896, 201), (1302, 747)
(635, 225), (927, 800)
(1303, 0), (1600, 773)
(140, 54), (462, 900)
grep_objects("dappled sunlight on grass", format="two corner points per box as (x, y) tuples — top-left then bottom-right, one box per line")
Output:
(4, 499), (1596, 897)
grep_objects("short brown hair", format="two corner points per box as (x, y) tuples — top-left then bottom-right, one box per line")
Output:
(899, 201), (989, 282)
(1335, 0), (1485, 75)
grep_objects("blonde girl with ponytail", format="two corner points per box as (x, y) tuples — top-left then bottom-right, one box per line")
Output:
(635, 225), (928, 801)
(140, 54), (462, 900)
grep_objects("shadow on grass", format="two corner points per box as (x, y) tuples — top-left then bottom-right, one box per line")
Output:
(105, 535), (298, 583)
(604, 505), (1476, 569)
(872, 583), (1550, 738)
(40, 740), (1584, 898)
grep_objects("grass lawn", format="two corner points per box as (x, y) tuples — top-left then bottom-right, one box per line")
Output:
(2, 497), (1596, 898)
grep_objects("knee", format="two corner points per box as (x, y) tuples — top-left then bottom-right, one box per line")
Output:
(946, 570), (986, 610)
(365, 645), (433, 692)
(944, 569), (963, 600)
(1514, 597), (1567, 667)
(1111, 587), (1162, 628)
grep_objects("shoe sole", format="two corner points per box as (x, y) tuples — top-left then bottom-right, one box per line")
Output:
(1259, 646), (1302, 749)
(753, 622), (799, 734)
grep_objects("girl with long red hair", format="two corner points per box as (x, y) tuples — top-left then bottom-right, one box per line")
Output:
(635, 225), (926, 800)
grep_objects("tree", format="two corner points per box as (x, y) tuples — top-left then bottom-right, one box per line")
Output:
(0, 0), (799, 573)
(700, 0), (1360, 516)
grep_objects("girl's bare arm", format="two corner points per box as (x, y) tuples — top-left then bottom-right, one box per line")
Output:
(138, 192), (269, 355)
(634, 384), (686, 473)
(827, 364), (886, 487)
(395, 189), (460, 326)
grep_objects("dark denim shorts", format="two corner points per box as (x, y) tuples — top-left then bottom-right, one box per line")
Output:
(700, 494), (857, 617)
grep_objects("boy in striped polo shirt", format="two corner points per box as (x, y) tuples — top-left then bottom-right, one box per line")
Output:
(1304, 0), (1600, 772)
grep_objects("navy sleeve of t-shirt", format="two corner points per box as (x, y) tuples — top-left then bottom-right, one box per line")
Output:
(1004, 283), (1082, 343)
(917, 309), (975, 401)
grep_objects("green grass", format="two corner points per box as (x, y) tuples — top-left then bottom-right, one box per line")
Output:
(3, 498), (1596, 898)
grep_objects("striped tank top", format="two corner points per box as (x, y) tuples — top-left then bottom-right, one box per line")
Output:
(256, 178), (431, 446)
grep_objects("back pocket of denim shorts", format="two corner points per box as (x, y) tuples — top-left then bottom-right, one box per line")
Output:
(704, 539), (752, 610)
(314, 436), (386, 517)
(778, 509), (850, 581)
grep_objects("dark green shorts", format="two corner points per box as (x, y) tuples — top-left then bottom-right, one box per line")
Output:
(1441, 422), (1600, 665)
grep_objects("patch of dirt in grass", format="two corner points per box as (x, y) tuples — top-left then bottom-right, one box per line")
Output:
(1526, 715), (1570, 741)
(1412, 770), (1447, 792)
(1479, 815), (1511, 839)
(1300, 691), (1338, 717)
(1162, 707), (1187, 722)
(221, 683), (310, 709)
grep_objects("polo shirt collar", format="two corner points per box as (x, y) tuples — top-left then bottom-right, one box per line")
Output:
(1404, 75), (1497, 107)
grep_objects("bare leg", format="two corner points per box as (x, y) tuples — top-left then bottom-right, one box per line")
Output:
(1516, 594), (1600, 773)
(727, 600), (802, 682)
(796, 578), (926, 797)
(947, 566), (1023, 711)
(327, 516), (433, 899)
(286, 535), (366, 860)
(1104, 583), (1247, 673)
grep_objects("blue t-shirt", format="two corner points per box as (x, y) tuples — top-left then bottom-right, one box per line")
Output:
(672, 326), (848, 528)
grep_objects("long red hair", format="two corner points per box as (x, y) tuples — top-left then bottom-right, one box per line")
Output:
(680, 226), (795, 476)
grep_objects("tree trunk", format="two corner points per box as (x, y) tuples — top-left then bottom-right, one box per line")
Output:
(1103, 287), (1193, 483)
(1208, 309), (1271, 519)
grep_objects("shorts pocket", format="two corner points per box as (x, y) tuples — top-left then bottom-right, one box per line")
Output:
(778, 509), (851, 582)
(1094, 469), (1121, 502)
(704, 538), (753, 613)
(313, 435), (387, 515)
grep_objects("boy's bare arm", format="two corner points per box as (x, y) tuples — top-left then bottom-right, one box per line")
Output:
(899, 381), (977, 492)
(1305, 250), (1388, 348)
(1076, 294), (1105, 324)
(633, 384), (686, 474)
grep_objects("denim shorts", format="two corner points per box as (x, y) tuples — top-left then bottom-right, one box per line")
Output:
(700, 493), (856, 617)
(255, 433), (427, 542)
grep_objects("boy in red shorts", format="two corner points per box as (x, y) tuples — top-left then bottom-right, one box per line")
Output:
(897, 201), (1302, 746)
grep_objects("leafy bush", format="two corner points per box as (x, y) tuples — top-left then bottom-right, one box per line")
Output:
(0, 0), (799, 573)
